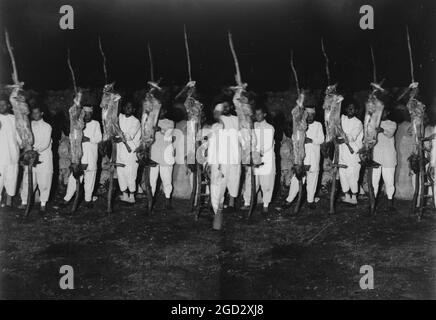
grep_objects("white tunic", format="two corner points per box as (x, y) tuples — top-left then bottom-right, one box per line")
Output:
(117, 114), (141, 165)
(304, 121), (325, 172)
(81, 120), (102, 171)
(373, 120), (397, 168)
(253, 120), (275, 175)
(207, 115), (241, 165)
(31, 119), (53, 170)
(150, 118), (175, 166)
(339, 115), (363, 167)
(0, 114), (20, 165)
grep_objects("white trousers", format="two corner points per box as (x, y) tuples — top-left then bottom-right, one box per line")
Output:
(243, 169), (275, 207)
(372, 167), (395, 199)
(117, 162), (138, 193)
(21, 165), (53, 205)
(64, 170), (97, 202)
(0, 164), (18, 198)
(150, 165), (173, 198)
(339, 165), (360, 194)
(210, 164), (241, 214)
(286, 170), (319, 203)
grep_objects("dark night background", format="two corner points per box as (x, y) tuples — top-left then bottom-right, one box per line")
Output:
(0, 0), (435, 102)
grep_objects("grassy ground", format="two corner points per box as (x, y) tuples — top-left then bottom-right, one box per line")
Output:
(0, 190), (435, 300)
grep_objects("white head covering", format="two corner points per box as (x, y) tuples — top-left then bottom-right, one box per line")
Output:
(306, 107), (316, 114)
(83, 106), (93, 113)
(214, 103), (224, 113)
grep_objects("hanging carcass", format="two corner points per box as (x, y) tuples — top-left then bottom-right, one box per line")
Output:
(228, 31), (260, 218)
(5, 30), (38, 217)
(137, 80), (162, 213)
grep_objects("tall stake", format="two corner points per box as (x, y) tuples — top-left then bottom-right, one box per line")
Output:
(148, 42), (154, 82)
(5, 30), (19, 85)
(290, 49), (300, 95)
(370, 45), (377, 83)
(98, 36), (108, 84)
(228, 31), (243, 86)
(321, 38), (331, 85)
(184, 24), (192, 82)
(67, 49), (78, 93)
(406, 25), (415, 83)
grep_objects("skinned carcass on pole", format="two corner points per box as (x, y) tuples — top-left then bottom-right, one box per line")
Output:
(137, 78), (162, 213)
(5, 30), (38, 217)
(290, 49), (308, 214)
(176, 24), (205, 218)
(67, 49), (86, 214)
(402, 26), (428, 220)
(358, 45), (386, 216)
(228, 31), (260, 219)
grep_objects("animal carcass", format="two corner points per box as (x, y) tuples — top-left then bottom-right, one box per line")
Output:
(232, 87), (260, 166)
(406, 83), (426, 174)
(136, 82), (162, 165)
(100, 83), (130, 155)
(291, 92), (308, 179)
(184, 85), (203, 167)
(68, 91), (85, 178)
(9, 85), (38, 165)
(359, 83), (385, 166)
(321, 84), (354, 158)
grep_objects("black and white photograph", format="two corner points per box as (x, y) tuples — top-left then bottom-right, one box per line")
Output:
(0, 0), (435, 302)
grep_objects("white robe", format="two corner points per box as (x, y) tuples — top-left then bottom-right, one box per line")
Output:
(21, 119), (53, 205)
(150, 119), (175, 198)
(372, 120), (397, 199)
(0, 113), (20, 197)
(117, 114), (140, 192)
(243, 120), (276, 207)
(207, 119), (242, 214)
(286, 121), (324, 204)
(339, 115), (363, 194)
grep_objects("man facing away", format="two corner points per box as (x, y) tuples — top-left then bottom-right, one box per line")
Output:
(338, 100), (363, 205)
(19, 106), (53, 213)
(63, 106), (102, 208)
(207, 102), (241, 230)
(283, 106), (324, 210)
(242, 106), (275, 214)
(0, 97), (20, 207)
(372, 108), (397, 210)
(116, 101), (141, 204)
(149, 107), (175, 209)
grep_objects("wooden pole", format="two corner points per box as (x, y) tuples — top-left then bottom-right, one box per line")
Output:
(67, 49), (78, 94)
(184, 24), (192, 82)
(290, 49), (300, 95)
(370, 45), (377, 83)
(406, 25), (415, 83)
(321, 38), (331, 85)
(4, 30), (19, 85)
(329, 144), (339, 215)
(148, 42), (154, 82)
(228, 31), (243, 86)
(98, 36), (108, 84)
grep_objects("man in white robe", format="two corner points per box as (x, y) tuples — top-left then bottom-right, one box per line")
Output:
(63, 106), (102, 207)
(116, 102), (141, 204)
(208, 102), (241, 230)
(0, 98), (20, 207)
(149, 108), (175, 209)
(19, 106), (53, 212)
(242, 106), (275, 214)
(283, 106), (324, 209)
(338, 101), (363, 205)
(372, 109), (397, 209)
